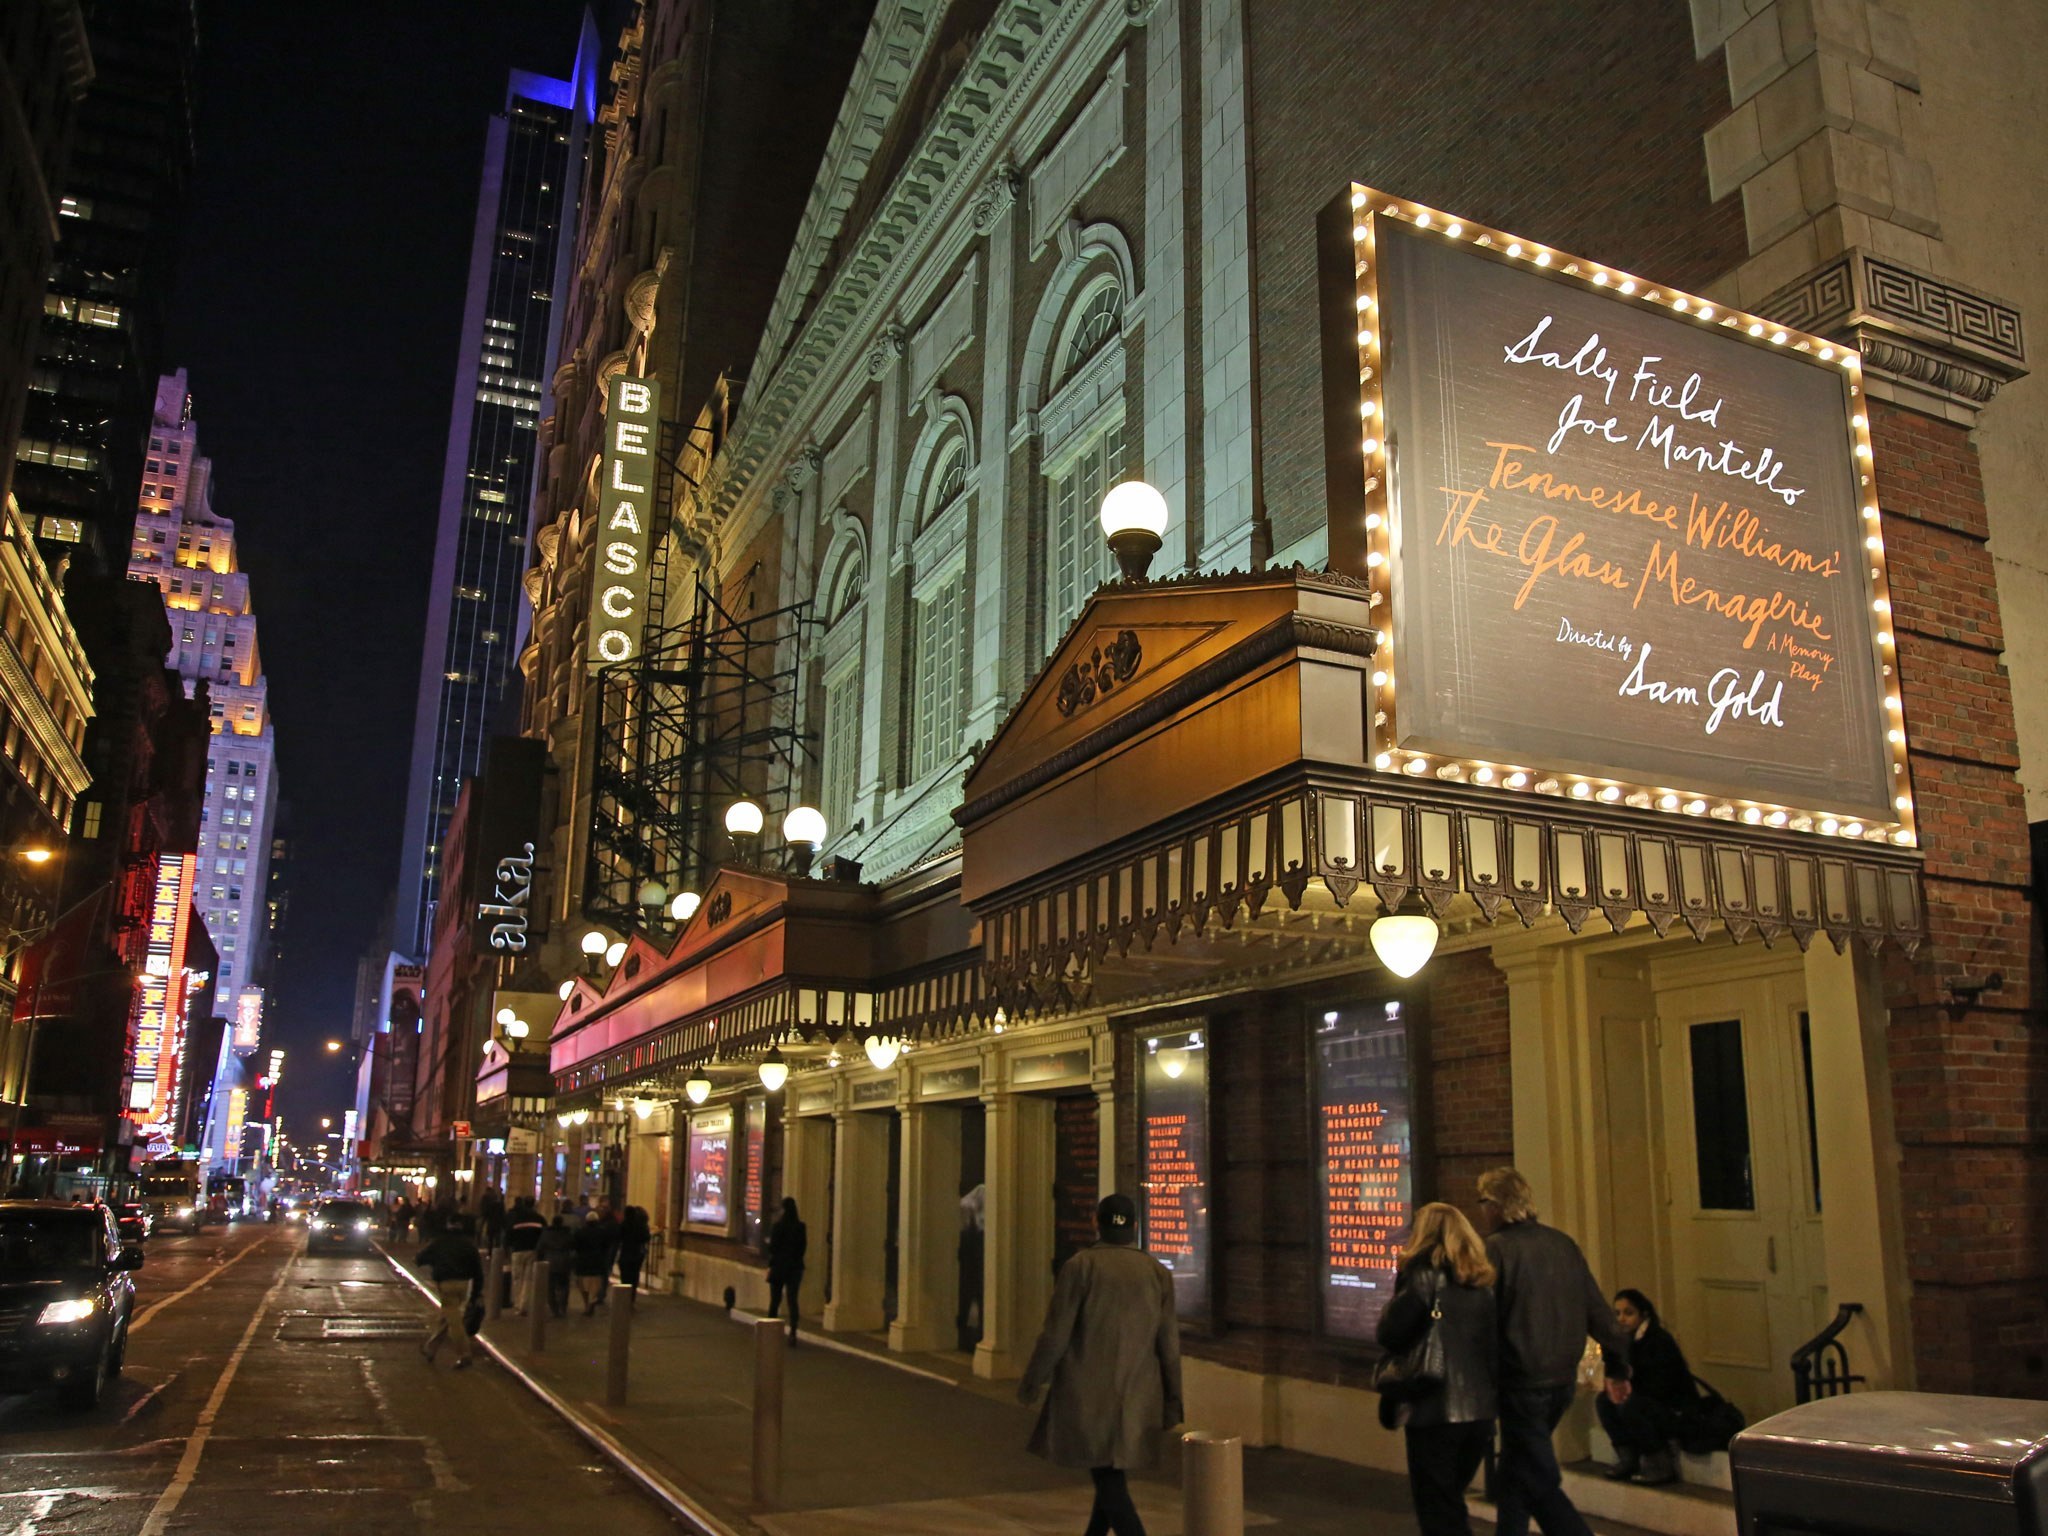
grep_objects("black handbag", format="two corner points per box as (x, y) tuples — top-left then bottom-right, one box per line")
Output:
(1673, 1375), (1745, 1453)
(1372, 1269), (1446, 1401)
(463, 1293), (486, 1336)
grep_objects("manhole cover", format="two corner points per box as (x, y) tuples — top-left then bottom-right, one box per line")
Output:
(277, 1312), (423, 1342)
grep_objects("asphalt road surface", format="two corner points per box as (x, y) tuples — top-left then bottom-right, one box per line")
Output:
(0, 1221), (682, 1534)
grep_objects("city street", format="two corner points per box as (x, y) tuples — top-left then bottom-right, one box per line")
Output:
(0, 1223), (679, 1535)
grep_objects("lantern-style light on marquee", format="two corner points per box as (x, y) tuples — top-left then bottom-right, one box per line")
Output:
(864, 1034), (902, 1071)
(783, 804), (828, 876)
(671, 889), (701, 922)
(636, 878), (668, 914)
(633, 1098), (655, 1120)
(1099, 480), (1170, 582)
(684, 1067), (712, 1105)
(1369, 890), (1440, 979)
(757, 1044), (789, 1093)
(580, 929), (609, 958)
(725, 799), (765, 837)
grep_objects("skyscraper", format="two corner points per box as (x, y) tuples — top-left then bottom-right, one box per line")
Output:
(126, 370), (281, 1170)
(395, 22), (600, 957)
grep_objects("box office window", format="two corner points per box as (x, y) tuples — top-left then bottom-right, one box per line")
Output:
(1314, 999), (1415, 1343)
(1139, 1027), (1210, 1321)
(686, 1109), (733, 1231)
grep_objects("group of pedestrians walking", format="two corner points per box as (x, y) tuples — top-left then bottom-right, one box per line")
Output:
(1378, 1166), (1715, 1536)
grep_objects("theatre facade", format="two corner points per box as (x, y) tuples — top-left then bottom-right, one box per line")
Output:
(508, 0), (2040, 1462)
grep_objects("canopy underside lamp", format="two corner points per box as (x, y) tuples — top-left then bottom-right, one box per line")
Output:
(1369, 890), (1440, 978)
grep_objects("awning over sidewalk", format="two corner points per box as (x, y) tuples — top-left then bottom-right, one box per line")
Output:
(547, 865), (986, 1100)
(957, 569), (1925, 1011)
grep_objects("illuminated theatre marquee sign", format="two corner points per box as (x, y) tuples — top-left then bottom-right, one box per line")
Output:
(587, 374), (661, 670)
(1322, 185), (1913, 845)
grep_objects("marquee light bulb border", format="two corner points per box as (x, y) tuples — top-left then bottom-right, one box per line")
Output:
(1339, 182), (1916, 850)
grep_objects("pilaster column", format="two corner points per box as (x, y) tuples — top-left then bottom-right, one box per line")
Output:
(966, 166), (1021, 743)
(823, 1108), (889, 1333)
(888, 1099), (964, 1353)
(1140, 0), (1191, 574)
(1491, 938), (1596, 1244)
(856, 327), (906, 815)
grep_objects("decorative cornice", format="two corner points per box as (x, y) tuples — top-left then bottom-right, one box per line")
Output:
(1756, 248), (2026, 421)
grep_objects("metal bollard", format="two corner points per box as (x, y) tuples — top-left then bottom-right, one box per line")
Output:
(605, 1285), (633, 1406)
(750, 1316), (785, 1505)
(526, 1260), (547, 1353)
(1183, 1432), (1244, 1536)
(485, 1245), (508, 1322)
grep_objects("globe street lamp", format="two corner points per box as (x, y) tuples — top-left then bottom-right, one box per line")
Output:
(724, 798), (764, 860)
(782, 804), (827, 877)
(580, 928), (609, 976)
(1099, 480), (1170, 582)
(670, 890), (701, 923)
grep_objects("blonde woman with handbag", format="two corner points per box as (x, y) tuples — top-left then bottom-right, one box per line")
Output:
(1376, 1202), (1500, 1536)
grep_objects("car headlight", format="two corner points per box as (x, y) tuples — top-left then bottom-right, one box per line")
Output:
(37, 1298), (97, 1326)
(177, 1206), (194, 1218)
(352, 1220), (370, 1233)
(311, 1219), (327, 1230)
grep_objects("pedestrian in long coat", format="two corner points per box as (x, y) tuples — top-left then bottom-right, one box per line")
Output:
(1018, 1193), (1182, 1536)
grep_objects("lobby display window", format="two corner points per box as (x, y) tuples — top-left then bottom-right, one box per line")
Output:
(1312, 997), (1419, 1344)
(1138, 1025), (1210, 1321)
(741, 1097), (768, 1248)
(685, 1106), (733, 1233)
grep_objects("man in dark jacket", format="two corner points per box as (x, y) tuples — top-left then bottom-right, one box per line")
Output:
(507, 1197), (546, 1315)
(416, 1218), (484, 1368)
(1478, 1167), (1633, 1536)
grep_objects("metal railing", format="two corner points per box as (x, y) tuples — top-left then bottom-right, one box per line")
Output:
(1791, 1302), (1866, 1403)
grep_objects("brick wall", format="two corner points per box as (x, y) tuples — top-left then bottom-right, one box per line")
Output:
(1872, 401), (2047, 1397)
(1246, 0), (1748, 561)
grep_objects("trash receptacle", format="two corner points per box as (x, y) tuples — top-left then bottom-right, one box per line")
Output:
(1731, 1393), (2048, 1536)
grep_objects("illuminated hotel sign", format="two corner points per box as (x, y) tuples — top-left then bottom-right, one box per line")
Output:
(1322, 185), (1912, 841)
(130, 854), (194, 1121)
(587, 374), (661, 670)
(234, 988), (263, 1051)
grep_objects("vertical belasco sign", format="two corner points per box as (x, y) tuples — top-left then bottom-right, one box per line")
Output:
(1320, 185), (1914, 842)
(588, 374), (661, 670)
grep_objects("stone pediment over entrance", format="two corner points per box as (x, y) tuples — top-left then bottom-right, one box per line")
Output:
(962, 568), (1379, 851)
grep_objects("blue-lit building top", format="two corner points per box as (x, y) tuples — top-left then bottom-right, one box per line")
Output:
(396, 17), (599, 957)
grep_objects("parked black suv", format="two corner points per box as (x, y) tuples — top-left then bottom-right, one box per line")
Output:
(0, 1202), (143, 1408)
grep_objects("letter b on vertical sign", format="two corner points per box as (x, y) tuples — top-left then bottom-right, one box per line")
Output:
(587, 374), (662, 670)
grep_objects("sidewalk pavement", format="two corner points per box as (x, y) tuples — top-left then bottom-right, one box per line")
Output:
(414, 1263), (1425, 1536)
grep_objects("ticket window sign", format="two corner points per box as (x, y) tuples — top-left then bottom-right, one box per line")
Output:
(686, 1107), (731, 1231)
(586, 374), (661, 670)
(1139, 1026), (1210, 1320)
(1315, 1000), (1415, 1342)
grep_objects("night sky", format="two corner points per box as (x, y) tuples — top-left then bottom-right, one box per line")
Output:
(163, 8), (596, 1136)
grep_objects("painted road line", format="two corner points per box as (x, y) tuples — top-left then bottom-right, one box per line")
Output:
(134, 1246), (294, 1536)
(376, 1246), (736, 1536)
(128, 1234), (266, 1334)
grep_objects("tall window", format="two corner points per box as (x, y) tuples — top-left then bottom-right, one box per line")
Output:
(911, 570), (966, 780)
(1042, 278), (1128, 637)
(821, 661), (862, 831)
(1047, 417), (1125, 632)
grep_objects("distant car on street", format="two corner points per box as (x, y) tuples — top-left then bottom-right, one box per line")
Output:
(113, 1203), (150, 1245)
(0, 1201), (143, 1409)
(305, 1199), (376, 1254)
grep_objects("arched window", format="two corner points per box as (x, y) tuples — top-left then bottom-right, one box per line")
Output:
(1042, 277), (1128, 638)
(818, 546), (866, 836)
(908, 432), (972, 783)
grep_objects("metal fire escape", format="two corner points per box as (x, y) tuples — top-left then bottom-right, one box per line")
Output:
(582, 421), (817, 933)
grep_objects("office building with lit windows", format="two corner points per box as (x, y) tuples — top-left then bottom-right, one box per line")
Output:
(393, 25), (600, 959)
(127, 371), (280, 1167)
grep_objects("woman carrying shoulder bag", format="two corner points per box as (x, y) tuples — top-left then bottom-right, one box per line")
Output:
(1376, 1202), (1501, 1536)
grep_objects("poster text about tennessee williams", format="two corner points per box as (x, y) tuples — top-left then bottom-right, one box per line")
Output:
(1379, 218), (1889, 817)
(1323, 1100), (1408, 1272)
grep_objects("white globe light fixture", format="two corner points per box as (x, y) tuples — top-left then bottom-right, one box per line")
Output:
(495, 1006), (517, 1026)
(604, 939), (627, 968)
(684, 1067), (712, 1105)
(504, 1016), (530, 1040)
(636, 878), (668, 914)
(633, 1098), (655, 1121)
(757, 1044), (789, 1093)
(783, 804), (828, 876)
(863, 1034), (902, 1071)
(1369, 891), (1440, 979)
(580, 929), (609, 957)
(670, 890), (701, 922)
(724, 799), (765, 837)
(1099, 480), (1170, 582)
(557, 979), (575, 1001)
